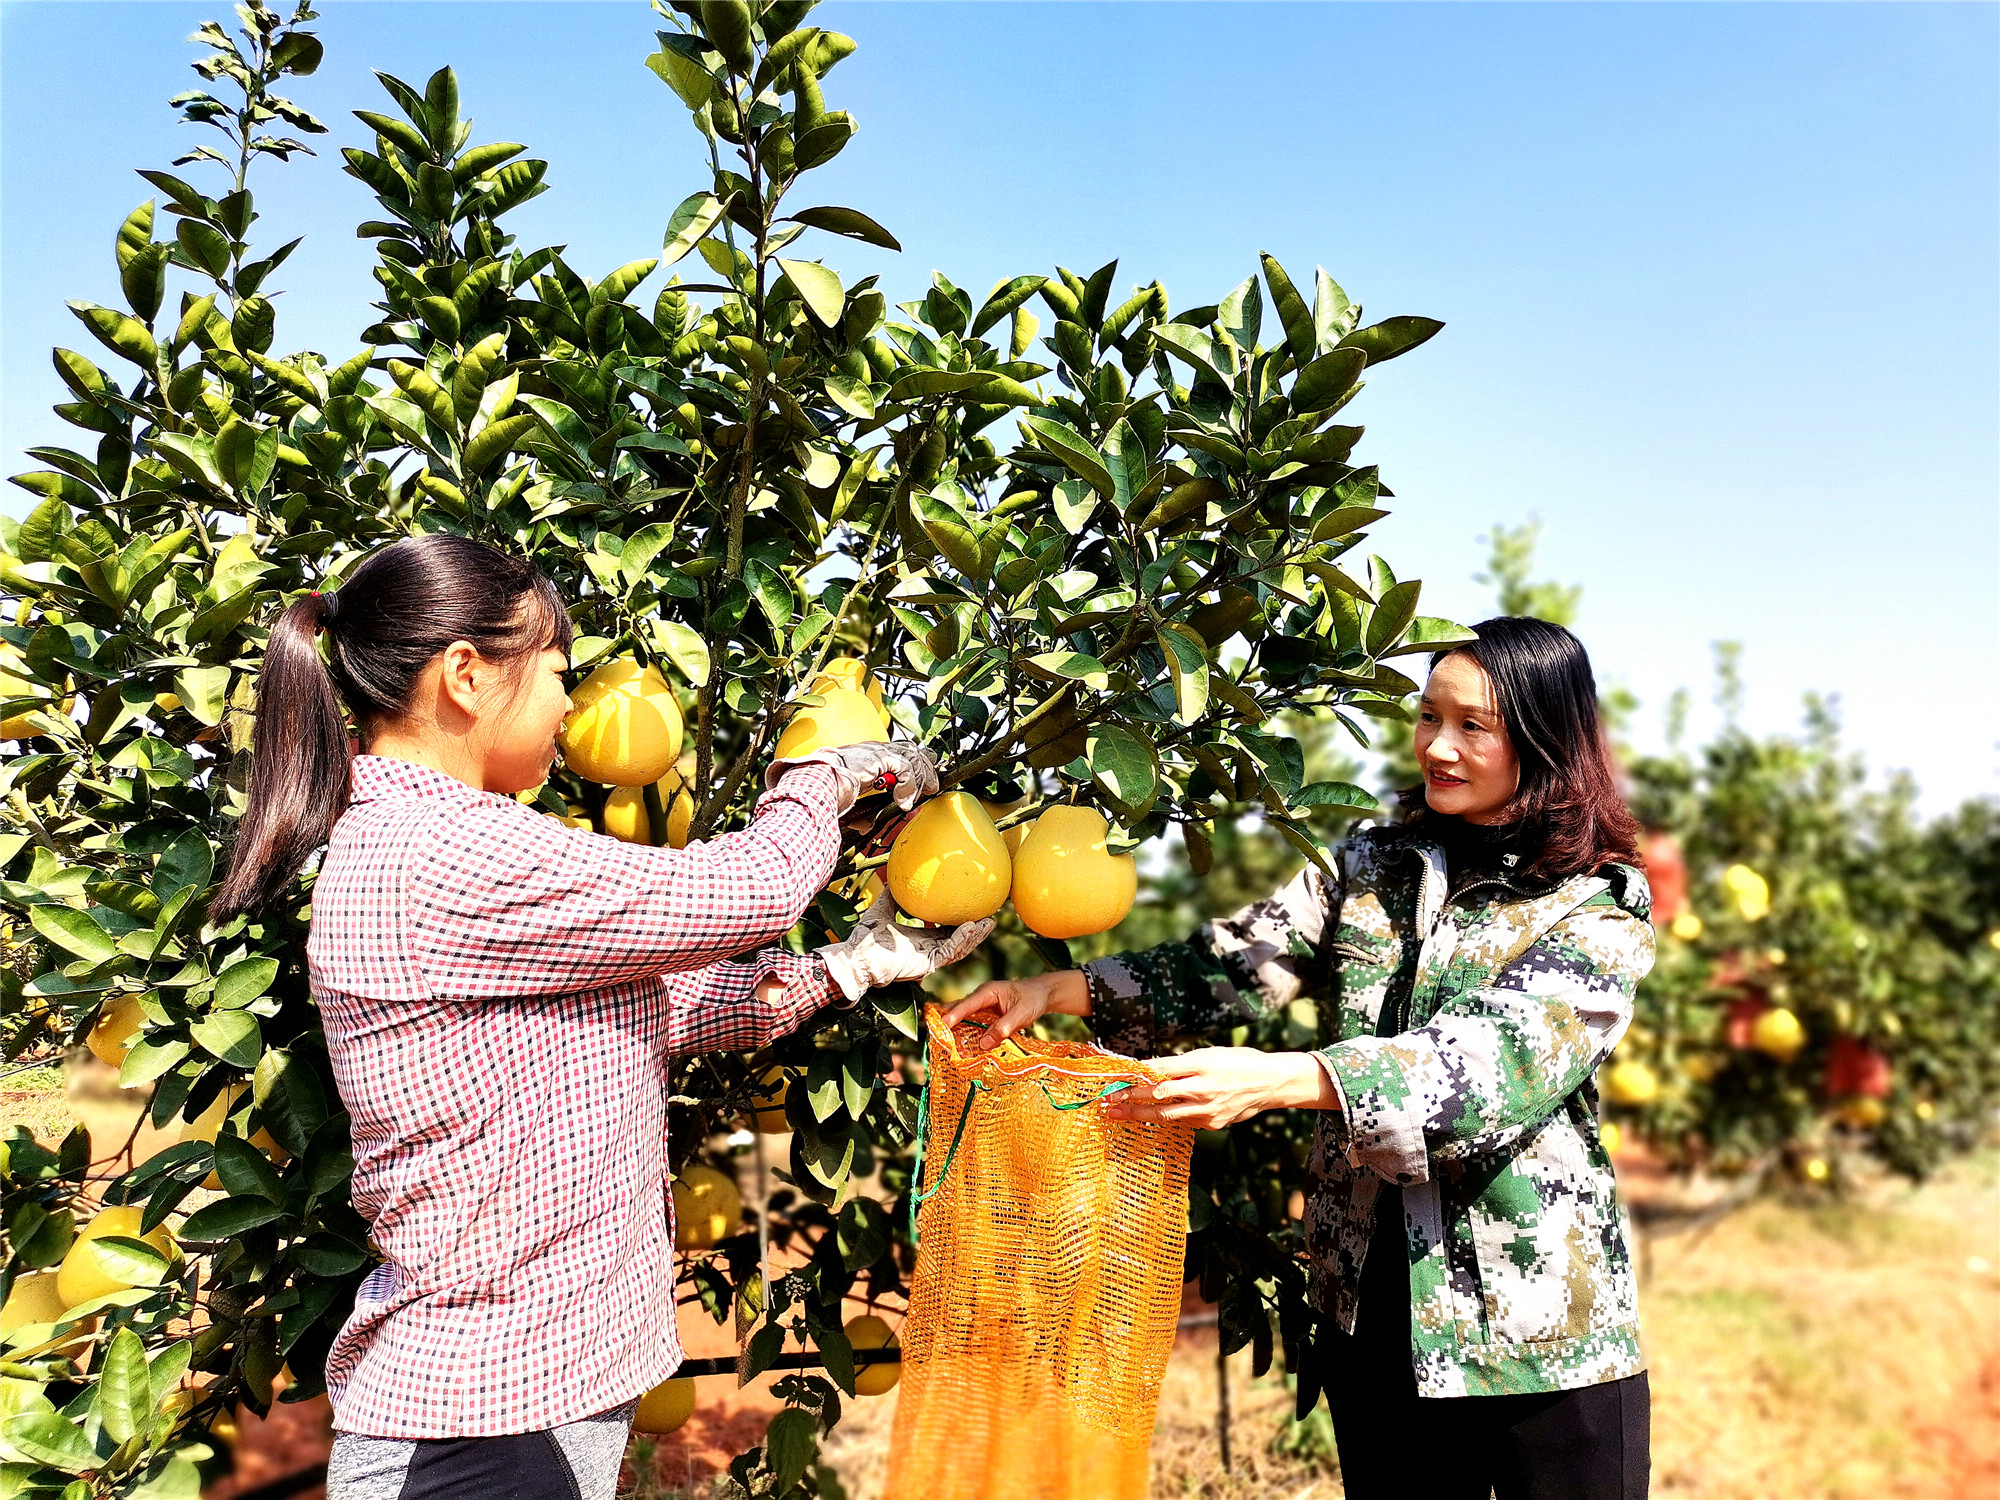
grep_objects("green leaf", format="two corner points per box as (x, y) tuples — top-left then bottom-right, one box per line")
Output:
(1018, 415), (1115, 500)
(452, 332), (509, 423)
(1149, 323), (1234, 387)
(1292, 347), (1368, 413)
(1313, 269), (1353, 352)
(1365, 579), (1423, 656)
(422, 66), (461, 150)
(776, 258), (845, 327)
(252, 1048), (328, 1158)
(97, 1327), (152, 1444)
(971, 275), (1047, 338)
(115, 200), (156, 271)
(1217, 275), (1262, 351)
(1309, 505), (1388, 544)
(650, 620), (711, 686)
(1156, 622), (1209, 725)
(86, 1233), (172, 1288)
(69, 300), (157, 368)
(1028, 651), (1109, 690)
(180, 1196), (282, 1240)
(1338, 315), (1445, 364)
(1259, 252), (1316, 365)
(767, 1407), (818, 1491)
(214, 956), (279, 1009)
(1051, 478), (1097, 535)
(1293, 780), (1381, 811)
(1087, 724), (1158, 815)
(174, 665), (231, 727)
(697, 0), (755, 69)
(191, 1010), (262, 1068)
(786, 205), (900, 250)
(212, 1132), (282, 1202)
(644, 46), (713, 110)
(28, 906), (116, 964)
(885, 370), (994, 403)
(1, 1411), (96, 1471)
(1378, 615), (1479, 657)
(1269, 815), (1337, 879)
(463, 412), (539, 474)
(661, 192), (727, 266)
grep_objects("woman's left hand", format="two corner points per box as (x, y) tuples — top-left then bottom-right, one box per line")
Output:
(1100, 1047), (1336, 1129)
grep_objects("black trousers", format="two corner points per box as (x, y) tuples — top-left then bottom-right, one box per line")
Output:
(1312, 1189), (1650, 1500)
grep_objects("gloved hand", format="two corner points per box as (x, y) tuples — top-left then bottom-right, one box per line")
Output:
(816, 889), (994, 1002)
(765, 741), (939, 815)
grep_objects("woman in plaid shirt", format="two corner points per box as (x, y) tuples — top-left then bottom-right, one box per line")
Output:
(213, 535), (990, 1500)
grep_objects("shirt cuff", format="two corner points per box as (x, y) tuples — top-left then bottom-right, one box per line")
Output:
(1082, 957), (1154, 1058)
(751, 949), (852, 1013)
(1315, 1039), (1432, 1186)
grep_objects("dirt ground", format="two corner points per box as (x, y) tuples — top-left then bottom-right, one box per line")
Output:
(8, 1074), (1994, 1499)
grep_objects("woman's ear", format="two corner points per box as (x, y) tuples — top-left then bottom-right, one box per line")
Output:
(434, 640), (485, 720)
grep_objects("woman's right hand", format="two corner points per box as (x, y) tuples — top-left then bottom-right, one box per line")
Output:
(940, 969), (1090, 1051)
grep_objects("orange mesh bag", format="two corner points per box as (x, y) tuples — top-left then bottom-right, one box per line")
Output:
(884, 1009), (1196, 1500)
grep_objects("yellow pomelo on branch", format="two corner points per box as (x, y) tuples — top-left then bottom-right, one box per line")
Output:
(671, 1164), (742, 1251)
(845, 1314), (900, 1396)
(87, 993), (147, 1071)
(179, 1082), (289, 1190)
(633, 1376), (697, 1435)
(1669, 912), (1704, 942)
(773, 686), (890, 760)
(1599, 1122), (1624, 1155)
(1602, 1060), (1660, 1107)
(56, 1206), (181, 1309)
(808, 658), (888, 727)
(980, 793), (1031, 855)
(0, 1271), (93, 1360)
(560, 659), (684, 786)
(1723, 863), (1770, 921)
(1009, 806), (1137, 940)
(0, 1272), (72, 1337)
(886, 792), (1012, 925)
(1750, 1006), (1805, 1062)
(745, 1068), (792, 1135)
(603, 767), (697, 848)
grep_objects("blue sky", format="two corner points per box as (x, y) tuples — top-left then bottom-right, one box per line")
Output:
(4, 2), (1995, 811)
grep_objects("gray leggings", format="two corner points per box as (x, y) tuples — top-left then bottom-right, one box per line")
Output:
(328, 1402), (635, 1500)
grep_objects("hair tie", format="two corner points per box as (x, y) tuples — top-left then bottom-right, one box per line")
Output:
(315, 589), (341, 629)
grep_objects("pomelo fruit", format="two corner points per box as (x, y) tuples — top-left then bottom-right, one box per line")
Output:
(745, 1068), (791, 1135)
(603, 767), (697, 848)
(560, 659), (684, 786)
(808, 659), (888, 728)
(845, 1314), (900, 1396)
(1723, 863), (1770, 922)
(886, 792), (1011, 925)
(87, 994), (146, 1072)
(672, 1165), (742, 1251)
(1750, 1006), (1805, 1062)
(773, 686), (888, 760)
(633, 1376), (696, 1435)
(56, 1206), (180, 1309)
(1009, 806), (1137, 940)
(980, 794), (1031, 856)
(1602, 1060), (1659, 1107)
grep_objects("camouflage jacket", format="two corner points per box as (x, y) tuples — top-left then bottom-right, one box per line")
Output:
(1085, 825), (1654, 1398)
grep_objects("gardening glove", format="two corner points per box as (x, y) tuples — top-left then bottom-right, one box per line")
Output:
(815, 889), (995, 1003)
(765, 741), (939, 816)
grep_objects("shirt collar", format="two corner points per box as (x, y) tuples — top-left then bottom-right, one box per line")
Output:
(347, 754), (486, 806)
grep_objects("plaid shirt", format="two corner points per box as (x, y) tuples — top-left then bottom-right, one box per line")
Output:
(306, 755), (843, 1438)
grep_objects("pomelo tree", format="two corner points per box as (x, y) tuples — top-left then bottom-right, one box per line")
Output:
(0, 2), (1462, 1493)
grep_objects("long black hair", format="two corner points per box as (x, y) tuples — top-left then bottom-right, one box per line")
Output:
(212, 535), (571, 922)
(1406, 616), (1640, 880)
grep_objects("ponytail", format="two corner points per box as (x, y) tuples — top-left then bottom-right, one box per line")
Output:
(212, 535), (570, 923)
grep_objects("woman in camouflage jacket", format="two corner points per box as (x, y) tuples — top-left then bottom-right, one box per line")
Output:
(949, 617), (1655, 1500)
